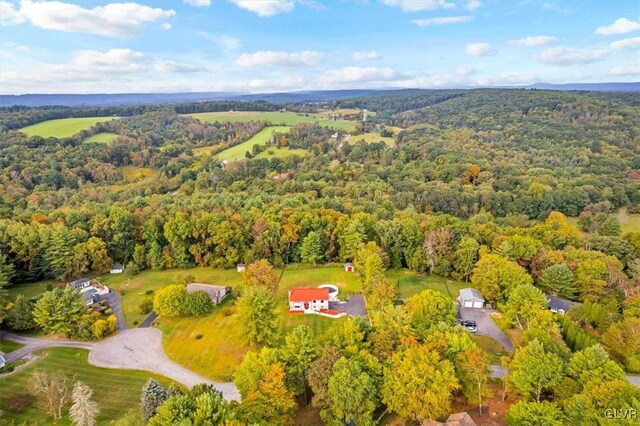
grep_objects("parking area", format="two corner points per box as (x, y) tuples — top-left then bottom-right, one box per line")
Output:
(458, 306), (514, 351)
(329, 295), (367, 317)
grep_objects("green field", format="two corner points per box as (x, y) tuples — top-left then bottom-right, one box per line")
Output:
(0, 339), (24, 353)
(385, 268), (466, 299)
(566, 211), (640, 235)
(254, 147), (309, 159)
(19, 117), (118, 138)
(119, 166), (157, 181)
(84, 132), (118, 144)
(0, 347), (176, 424)
(216, 126), (290, 162)
(347, 132), (395, 146)
(189, 111), (356, 131)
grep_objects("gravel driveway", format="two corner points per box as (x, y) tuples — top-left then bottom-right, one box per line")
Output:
(89, 328), (240, 400)
(1, 332), (95, 363)
(458, 306), (514, 351)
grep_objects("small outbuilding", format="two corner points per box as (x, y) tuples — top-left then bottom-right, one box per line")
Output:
(236, 264), (246, 273)
(458, 288), (485, 309)
(344, 262), (354, 272)
(110, 264), (124, 274)
(69, 278), (91, 290)
(187, 284), (230, 305)
(0, 354), (6, 368)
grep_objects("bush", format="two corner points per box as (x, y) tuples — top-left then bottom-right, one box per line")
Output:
(195, 334), (203, 340)
(0, 364), (15, 374)
(139, 299), (153, 315)
(7, 394), (31, 412)
(133, 320), (139, 326)
(145, 289), (154, 296)
(221, 307), (234, 317)
(119, 289), (126, 296)
(104, 308), (113, 315)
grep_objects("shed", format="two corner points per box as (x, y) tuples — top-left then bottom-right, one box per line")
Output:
(69, 278), (90, 290)
(546, 295), (580, 314)
(110, 264), (124, 274)
(344, 262), (354, 272)
(236, 264), (246, 273)
(187, 284), (230, 305)
(458, 288), (485, 309)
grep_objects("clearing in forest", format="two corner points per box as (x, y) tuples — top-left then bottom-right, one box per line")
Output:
(19, 117), (118, 138)
(189, 110), (356, 131)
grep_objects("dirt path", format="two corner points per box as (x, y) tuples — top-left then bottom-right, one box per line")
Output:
(1, 329), (240, 401)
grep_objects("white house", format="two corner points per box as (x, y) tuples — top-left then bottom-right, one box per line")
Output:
(236, 264), (246, 273)
(186, 283), (230, 305)
(69, 278), (91, 290)
(458, 288), (485, 309)
(110, 264), (124, 274)
(288, 288), (330, 313)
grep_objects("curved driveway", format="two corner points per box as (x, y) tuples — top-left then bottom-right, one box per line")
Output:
(1, 329), (239, 401)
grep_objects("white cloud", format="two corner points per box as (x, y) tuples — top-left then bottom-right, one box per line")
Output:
(161, 23), (172, 30)
(411, 15), (473, 26)
(0, 1), (24, 25)
(230, 0), (296, 17)
(610, 65), (640, 76)
(537, 46), (607, 65)
(465, 1), (482, 11)
(154, 59), (207, 73)
(595, 18), (640, 36)
(2, 1), (175, 37)
(235, 50), (323, 67)
(508, 35), (557, 47)
(195, 32), (241, 51)
(466, 43), (493, 56)
(352, 50), (381, 61)
(3, 41), (29, 52)
(183, 0), (212, 7)
(610, 37), (640, 51)
(318, 66), (399, 85)
(381, 0), (454, 12)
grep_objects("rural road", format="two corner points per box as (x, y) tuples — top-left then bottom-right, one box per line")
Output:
(489, 364), (640, 388)
(1, 329), (240, 401)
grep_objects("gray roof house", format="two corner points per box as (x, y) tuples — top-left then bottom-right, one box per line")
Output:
(458, 288), (485, 309)
(546, 295), (580, 314)
(69, 278), (91, 290)
(186, 284), (230, 305)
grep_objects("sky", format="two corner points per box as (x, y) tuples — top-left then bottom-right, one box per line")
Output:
(0, 0), (639, 94)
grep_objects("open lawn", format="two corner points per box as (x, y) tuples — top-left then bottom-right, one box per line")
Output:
(5, 280), (53, 301)
(566, 210), (640, 235)
(348, 132), (396, 146)
(0, 340), (24, 353)
(254, 147), (309, 159)
(19, 117), (118, 138)
(119, 166), (157, 181)
(189, 111), (356, 131)
(0, 347), (177, 425)
(216, 126), (290, 162)
(385, 269), (466, 299)
(84, 132), (118, 144)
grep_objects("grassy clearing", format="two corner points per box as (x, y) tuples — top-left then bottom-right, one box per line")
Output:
(0, 340), (24, 353)
(19, 117), (118, 138)
(84, 132), (118, 144)
(119, 166), (157, 182)
(471, 335), (508, 363)
(189, 111), (356, 131)
(216, 126), (290, 162)
(566, 210), (640, 235)
(6, 280), (53, 301)
(254, 147), (309, 159)
(0, 347), (177, 425)
(386, 269), (466, 299)
(347, 132), (395, 146)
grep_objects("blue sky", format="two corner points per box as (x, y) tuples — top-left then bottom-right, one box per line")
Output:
(0, 0), (639, 94)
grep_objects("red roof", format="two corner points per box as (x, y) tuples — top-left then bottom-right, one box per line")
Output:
(289, 288), (330, 302)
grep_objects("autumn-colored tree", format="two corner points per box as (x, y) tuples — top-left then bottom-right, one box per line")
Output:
(510, 339), (564, 402)
(503, 284), (549, 331)
(367, 276), (399, 310)
(405, 289), (457, 338)
(354, 241), (386, 293)
(28, 370), (72, 420)
(325, 357), (378, 426)
(470, 253), (533, 303)
(370, 304), (414, 359)
(455, 345), (491, 415)
(242, 259), (279, 292)
(238, 364), (296, 425)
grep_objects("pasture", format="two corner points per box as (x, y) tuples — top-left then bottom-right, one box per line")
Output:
(189, 111), (356, 131)
(84, 132), (118, 144)
(0, 347), (177, 424)
(216, 125), (290, 162)
(566, 210), (640, 235)
(254, 147), (309, 159)
(119, 165), (157, 182)
(348, 132), (395, 146)
(19, 117), (118, 138)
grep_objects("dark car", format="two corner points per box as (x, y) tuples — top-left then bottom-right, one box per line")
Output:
(459, 320), (477, 327)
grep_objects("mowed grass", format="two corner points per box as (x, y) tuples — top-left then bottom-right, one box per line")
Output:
(189, 111), (356, 131)
(84, 132), (118, 144)
(216, 126), (290, 162)
(254, 147), (309, 160)
(5, 280), (53, 301)
(119, 166), (157, 182)
(20, 117), (118, 138)
(0, 339), (24, 353)
(347, 132), (395, 146)
(385, 268), (466, 299)
(566, 211), (640, 235)
(0, 347), (177, 425)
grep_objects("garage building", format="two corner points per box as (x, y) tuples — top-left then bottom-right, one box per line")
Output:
(458, 288), (485, 309)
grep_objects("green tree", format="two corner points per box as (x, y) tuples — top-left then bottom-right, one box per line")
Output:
(153, 284), (189, 317)
(233, 348), (281, 399)
(503, 284), (549, 331)
(32, 287), (87, 337)
(601, 317), (640, 373)
(382, 344), (459, 423)
(470, 253), (533, 303)
(325, 357), (378, 426)
(566, 344), (625, 389)
(128, 244), (147, 274)
(510, 339), (564, 402)
(370, 304), (414, 359)
(163, 212), (194, 268)
(242, 259), (278, 292)
(405, 289), (456, 338)
(300, 231), (324, 266)
(237, 286), (278, 346)
(149, 385), (234, 426)
(539, 264), (576, 298)
(280, 325), (316, 396)
(598, 216), (621, 236)
(506, 401), (564, 426)
(452, 237), (479, 282)
(43, 224), (76, 280)
(354, 241), (386, 293)
(455, 345), (491, 415)
(7, 294), (37, 331)
(238, 364), (296, 425)
(69, 381), (100, 426)
(140, 379), (168, 422)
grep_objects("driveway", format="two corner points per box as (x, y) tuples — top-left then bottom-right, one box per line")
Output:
(97, 291), (127, 330)
(139, 311), (158, 328)
(1, 329), (239, 401)
(458, 306), (514, 351)
(330, 294), (367, 317)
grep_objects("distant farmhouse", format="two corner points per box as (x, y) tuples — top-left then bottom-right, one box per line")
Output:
(110, 264), (124, 274)
(187, 284), (230, 305)
(69, 278), (91, 290)
(288, 288), (330, 313)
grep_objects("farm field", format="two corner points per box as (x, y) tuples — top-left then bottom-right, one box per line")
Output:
(566, 210), (640, 234)
(216, 125), (290, 161)
(19, 117), (118, 138)
(119, 165), (157, 181)
(84, 132), (118, 144)
(254, 147), (309, 159)
(348, 132), (395, 146)
(189, 111), (356, 131)
(0, 347), (177, 424)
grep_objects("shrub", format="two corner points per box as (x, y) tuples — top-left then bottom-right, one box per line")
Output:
(119, 289), (126, 296)
(139, 299), (153, 315)
(221, 307), (234, 317)
(0, 364), (15, 374)
(133, 320), (139, 326)
(195, 334), (203, 340)
(7, 394), (31, 412)
(104, 308), (113, 315)
(145, 289), (154, 296)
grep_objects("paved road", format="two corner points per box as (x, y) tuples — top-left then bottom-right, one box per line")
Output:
(1, 329), (239, 401)
(98, 291), (127, 330)
(139, 311), (159, 328)
(458, 306), (514, 351)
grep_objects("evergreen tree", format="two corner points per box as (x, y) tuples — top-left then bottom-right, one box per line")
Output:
(237, 286), (277, 346)
(43, 224), (76, 280)
(140, 379), (168, 422)
(300, 231), (324, 266)
(32, 287), (87, 337)
(539, 264), (576, 298)
(7, 294), (37, 331)
(69, 381), (100, 426)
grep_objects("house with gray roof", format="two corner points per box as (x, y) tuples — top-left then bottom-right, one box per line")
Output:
(458, 288), (485, 309)
(546, 295), (580, 314)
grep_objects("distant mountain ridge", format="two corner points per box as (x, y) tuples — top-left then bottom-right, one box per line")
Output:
(1, 83), (637, 107)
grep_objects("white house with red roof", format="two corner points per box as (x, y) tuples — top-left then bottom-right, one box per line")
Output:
(288, 288), (330, 313)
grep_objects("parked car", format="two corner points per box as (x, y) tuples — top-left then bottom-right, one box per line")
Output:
(459, 320), (477, 327)
(465, 325), (478, 333)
